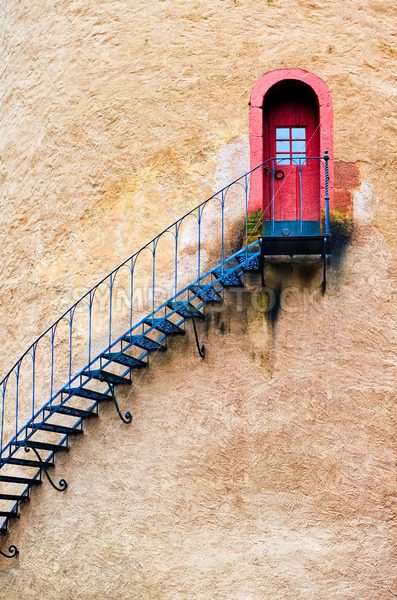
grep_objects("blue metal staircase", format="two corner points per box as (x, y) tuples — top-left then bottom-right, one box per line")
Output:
(0, 248), (261, 557)
(0, 155), (330, 558)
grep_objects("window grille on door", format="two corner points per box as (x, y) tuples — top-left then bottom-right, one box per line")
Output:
(276, 127), (306, 165)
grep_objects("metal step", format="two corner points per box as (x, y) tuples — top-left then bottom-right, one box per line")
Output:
(122, 335), (166, 353)
(236, 253), (261, 272)
(48, 404), (98, 419)
(102, 352), (148, 369)
(29, 422), (83, 436)
(144, 318), (185, 336)
(67, 388), (111, 403)
(13, 440), (68, 453)
(0, 457), (53, 469)
(83, 370), (131, 386)
(0, 493), (29, 502)
(167, 301), (205, 320)
(260, 234), (331, 256)
(0, 475), (42, 485)
(213, 268), (243, 287)
(0, 510), (18, 519)
(190, 285), (222, 304)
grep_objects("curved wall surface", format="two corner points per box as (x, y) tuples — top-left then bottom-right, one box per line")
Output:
(0, 2), (396, 598)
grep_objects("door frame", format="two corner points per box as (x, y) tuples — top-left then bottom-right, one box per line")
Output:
(248, 69), (333, 216)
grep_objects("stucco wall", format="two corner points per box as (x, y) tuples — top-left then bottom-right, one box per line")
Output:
(1, 217), (396, 598)
(0, 0), (396, 598)
(0, 0), (396, 372)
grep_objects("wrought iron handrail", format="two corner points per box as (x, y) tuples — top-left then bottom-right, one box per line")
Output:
(0, 153), (331, 458)
(263, 154), (331, 236)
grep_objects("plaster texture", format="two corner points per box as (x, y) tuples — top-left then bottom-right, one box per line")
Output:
(0, 1), (396, 598)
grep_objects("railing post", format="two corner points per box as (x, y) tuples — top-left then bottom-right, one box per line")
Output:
(244, 174), (249, 257)
(298, 159), (303, 234)
(87, 293), (93, 366)
(197, 209), (202, 280)
(151, 240), (156, 315)
(108, 274), (114, 350)
(271, 159), (275, 236)
(220, 190), (225, 271)
(324, 150), (331, 235)
(174, 222), (179, 297)
(50, 326), (56, 403)
(31, 344), (37, 422)
(129, 258), (134, 332)
(1, 381), (5, 455)
(15, 364), (20, 441)
(68, 309), (75, 387)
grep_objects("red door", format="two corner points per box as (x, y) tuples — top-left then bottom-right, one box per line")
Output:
(263, 82), (320, 235)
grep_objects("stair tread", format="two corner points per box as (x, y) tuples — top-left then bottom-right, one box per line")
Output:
(0, 493), (29, 501)
(102, 352), (148, 369)
(83, 369), (131, 386)
(0, 457), (53, 468)
(29, 422), (83, 435)
(68, 387), (111, 402)
(49, 404), (98, 418)
(0, 510), (18, 518)
(0, 475), (41, 485)
(236, 253), (261, 272)
(213, 268), (243, 287)
(190, 285), (222, 304)
(144, 318), (185, 335)
(122, 335), (166, 352)
(167, 301), (205, 320)
(13, 440), (68, 452)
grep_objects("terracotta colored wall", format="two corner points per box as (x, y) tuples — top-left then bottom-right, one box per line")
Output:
(334, 161), (361, 217)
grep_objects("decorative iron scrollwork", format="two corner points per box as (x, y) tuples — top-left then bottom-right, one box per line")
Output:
(192, 316), (205, 359)
(0, 544), (19, 559)
(109, 384), (133, 424)
(24, 446), (68, 492)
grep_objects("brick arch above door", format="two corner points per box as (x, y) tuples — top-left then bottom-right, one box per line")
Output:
(248, 68), (334, 213)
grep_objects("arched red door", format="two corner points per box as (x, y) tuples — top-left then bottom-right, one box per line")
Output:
(262, 80), (320, 236)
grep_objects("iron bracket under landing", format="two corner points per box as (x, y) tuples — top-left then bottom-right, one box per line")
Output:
(260, 234), (332, 292)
